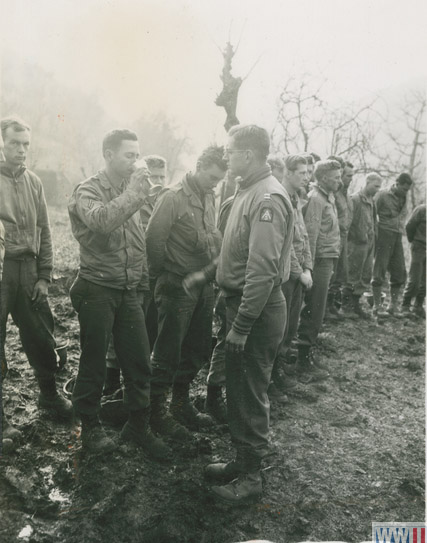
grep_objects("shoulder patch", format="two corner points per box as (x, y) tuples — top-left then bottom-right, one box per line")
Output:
(260, 207), (273, 223)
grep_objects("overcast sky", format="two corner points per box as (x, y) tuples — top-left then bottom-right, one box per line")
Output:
(3, 0), (426, 154)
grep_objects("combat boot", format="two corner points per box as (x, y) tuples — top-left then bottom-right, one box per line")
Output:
(121, 408), (170, 460)
(414, 302), (426, 319)
(372, 286), (389, 318)
(401, 302), (412, 318)
(296, 345), (329, 383)
(205, 451), (246, 483)
(37, 377), (73, 419)
(211, 471), (263, 505)
(352, 295), (370, 320)
(2, 412), (23, 441)
(387, 287), (404, 318)
(341, 294), (359, 319)
(267, 383), (289, 404)
(271, 365), (297, 391)
(149, 391), (191, 441)
(325, 292), (344, 321)
(204, 385), (227, 424)
(81, 415), (117, 453)
(170, 382), (213, 430)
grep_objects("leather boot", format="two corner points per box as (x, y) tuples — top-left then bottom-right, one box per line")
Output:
(414, 300), (426, 319)
(37, 376), (73, 419)
(352, 295), (370, 319)
(204, 385), (227, 424)
(372, 286), (389, 318)
(205, 451), (246, 483)
(387, 287), (404, 318)
(341, 293), (359, 319)
(2, 412), (23, 441)
(170, 382), (213, 430)
(121, 407), (170, 460)
(271, 365), (297, 390)
(296, 345), (329, 383)
(103, 367), (121, 397)
(326, 292), (344, 320)
(81, 414), (117, 453)
(149, 391), (190, 441)
(210, 454), (263, 505)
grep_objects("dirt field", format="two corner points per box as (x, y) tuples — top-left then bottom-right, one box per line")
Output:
(0, 207), (425, 543)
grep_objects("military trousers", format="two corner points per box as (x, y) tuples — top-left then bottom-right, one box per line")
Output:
(207, 292), (226, 386)
(70, 277), (151, 416)
(276, 277), (304, 359)
(372, 228), (406, 289)
(151, 271), (214, 394)
(346, 238), (375, 296)
(1, 258), (57, 380)
(225, 286), (286, 459)
(403, 244), (426, 305)
(298, 257), (336, 347)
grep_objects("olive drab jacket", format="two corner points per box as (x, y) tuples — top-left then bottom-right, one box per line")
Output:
(0, 220), (5, 281)
(289, 192), (313, 279)
(145, 173), (222, 279)
(68, 170), (149, 291)
(375, 185), (409, 234)
(216, 165), (294, 336)
(303, 184), (341, 260)
(348, 191), (376, 245)
(0, 164), (53, 282)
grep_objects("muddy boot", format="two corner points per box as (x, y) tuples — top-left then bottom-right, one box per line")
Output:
(352, 295), (370, 320)
(267, 383), (289, 404)
(296, 346), (329, 383)
(414, 301), (426, 319)
(204, 385), (227, 424)
(272, 366), (297, 390)
(387, 287), (404, 318)
(149, 391), (190, 441)
(121, 408), (170, 460)
(401, 301), (412, 318)
(325, 292), (344, 321)
(211, 454), (262, 505)
(372, 286), (389, 318)
(2, 412), (23, 442)
(37, 377), (73, 419)
(81, 414), (117, 453)
(205, 451), (246, 483)
(341, 294), (359, 319)
(170, 382), (213, 430)
(103, 367), (121, 397)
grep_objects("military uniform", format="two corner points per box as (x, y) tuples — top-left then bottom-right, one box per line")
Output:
(298, 184), (340, 347)
(68, 170), (151, 418)
(402, 204), (426, 312)
(146, 174), (221, 396)
(216, 165), (293, 461)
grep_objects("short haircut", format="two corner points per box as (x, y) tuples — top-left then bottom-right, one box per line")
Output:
(396, 173), (413, 186)
(310, 152), (321, 163)
(102, 129), (138, 156)
(314, 160), (341, 182)
(285, 154), (308, 172)
(267, 155), (285, 170)
(345, 161), (354, 169)
(302, 152), (314, 165)
(143, 155), (167, 169)
(365, 172), (382, 184)
(1, 116), (31, 140)
(327, 155), (345, 169)
(197, 145), (227, 171)
(228, 124), (270, 161)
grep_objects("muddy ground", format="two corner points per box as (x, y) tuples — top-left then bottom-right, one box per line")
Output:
(0, 207), (425, 543)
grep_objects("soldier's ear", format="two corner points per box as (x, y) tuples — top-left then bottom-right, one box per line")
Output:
(104, 149), (114, 162)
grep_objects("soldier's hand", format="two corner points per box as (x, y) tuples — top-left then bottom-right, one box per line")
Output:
(129, 164), (151, 196)
(226, 329), (247, 354)
(31, 279), (49, 309)
(182, 271), (206, 300)
(299, 270), (313, 290)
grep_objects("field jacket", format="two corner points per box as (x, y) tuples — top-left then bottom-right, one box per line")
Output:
(335, 187), (354, 235)
(0, 164), (53, 281)
(146, 173), (222, 279)
(375, 185), (408, 234)
(68, 170), (148, 290)
(406, 204), (426, 249)
(216, 165), (294, 335)
(348, 190), (376, 245)
(289, 192), (313, 279)
(303, 184), (340, 259)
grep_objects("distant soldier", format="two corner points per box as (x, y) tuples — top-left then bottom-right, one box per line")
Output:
(68, 129), (169, 458)
(267, 155), (285, 184)
(0, 117), (72, 437)
(296, 160), (341, 380)
(344, 173), (383, 317)
(402, 204), (426, 318)
(372, 173), (413, 317)
(205, 125), (294, 505)
(146, 146), (226, 438)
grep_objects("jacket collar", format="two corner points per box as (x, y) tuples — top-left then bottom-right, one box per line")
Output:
(97, 169), (127, 192)
(182, 173), (205, 210)
(0, 162), (26, 180)
(313, 183), (335, 203)
(238, 165), (272, 190)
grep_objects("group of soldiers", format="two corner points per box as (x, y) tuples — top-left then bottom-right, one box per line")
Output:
(0, 116), (425, 506)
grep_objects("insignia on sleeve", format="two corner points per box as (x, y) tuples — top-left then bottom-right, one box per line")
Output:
(260, 207), (273, 222)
